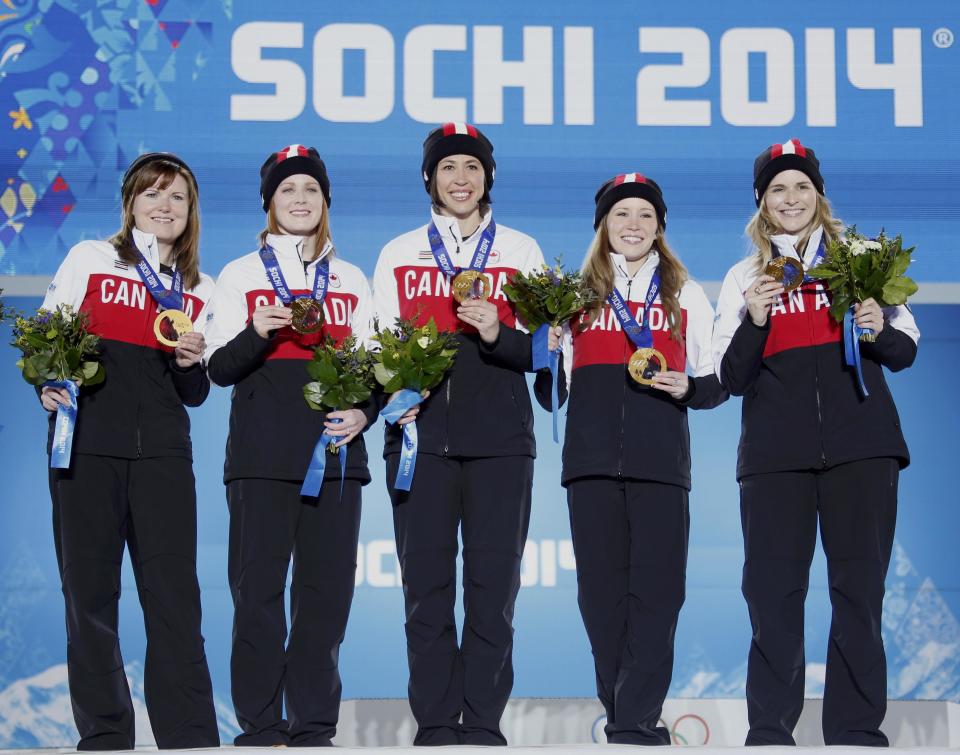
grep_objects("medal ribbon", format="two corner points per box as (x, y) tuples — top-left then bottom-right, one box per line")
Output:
(301, 417), (348, 499)
(426, 218), (497, 278)
(607, 267), (661, 351)
(380, 389), (424, 492)
(258, 244), (330, 306)
(532, 324), (561, 443)
(46, 380), (79, 469)
(843, 306), (870, 398)
(133, 251), (183, 311)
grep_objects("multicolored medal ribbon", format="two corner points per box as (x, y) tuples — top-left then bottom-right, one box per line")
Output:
(843, 306), (870, 397)
(427, 219), (497, 302)
(301, 417), (347, 498)
(532, 324), (561, 442)
(46, 380), (79, 469)
(258, 244), (329, 334)
(608, 267), (665, 386)
(380, 389), (424, 492)
(132, 249), (192, 347)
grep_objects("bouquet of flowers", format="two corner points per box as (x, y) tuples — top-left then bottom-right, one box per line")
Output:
(12, 305), (104, 388)
(300, 334), (377, 497)
(371, 316), (459, 395)
(303, 335), (376, 435)
(502, 258), (598, 332)
(11, 305), (104, 469)
(373, 316), (459, 491)
(808, 227), (918, 340)
(503, 259), (597, 441)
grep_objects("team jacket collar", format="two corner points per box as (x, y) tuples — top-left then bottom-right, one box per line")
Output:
(429, 208), (493, 250)
(610, 249), (661, 293)
(131, 227), (165, 269)
(770, 225), (824, 266)
(264, 233), (333, 267)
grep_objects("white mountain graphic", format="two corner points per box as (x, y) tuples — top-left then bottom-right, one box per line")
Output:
(0, 661), (239, 748)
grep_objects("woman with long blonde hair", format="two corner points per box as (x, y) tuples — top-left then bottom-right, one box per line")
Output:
(712, 139), (920, 746)
(538, 173), (726, 744)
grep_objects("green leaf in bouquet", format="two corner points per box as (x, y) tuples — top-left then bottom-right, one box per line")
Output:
(410, 338), (425, 360)
(314, 359), (338, 384)
(881, 276), (918, 306)
(383, 374), (404, 393)
(374, 362), (397, 387)
(303, 382), (329, 411)
(851, 253), (872, 282)
(889, 249), (913, 279)
(829, 294), (851, 324)
(18, 357), (42, 385)
(83, 362), (105, 386)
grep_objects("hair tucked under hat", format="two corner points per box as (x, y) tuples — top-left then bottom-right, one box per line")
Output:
(593, 173), (667, 231)
(421, 122), (496, 201)
(752, 138), (824, 206)
(259, 145), (331, 212)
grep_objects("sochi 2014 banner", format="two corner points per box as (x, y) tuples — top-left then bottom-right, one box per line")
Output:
(0, 0), (957, 746)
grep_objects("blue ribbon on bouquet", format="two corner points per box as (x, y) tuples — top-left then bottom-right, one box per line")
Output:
(380, 389), (424, 492)
(301, 417), (347, 498)
(46, 380), (79, 469)
(843, 306), (871, 398)
(532, 324), (561, 443)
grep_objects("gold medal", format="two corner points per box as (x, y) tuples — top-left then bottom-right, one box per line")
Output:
(452, 270), (490, 303)
(154, 309), (194, 347)
(627, 347), (666, 386)
(764, 256), (804, 292)
(290, 298), (325, 334)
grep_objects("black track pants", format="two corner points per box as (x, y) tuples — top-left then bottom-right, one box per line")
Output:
(387, 453), (533, 746)
(567, 477), (689, 745)
(49, 454), (218, 751)
(227, 477), (362, 747)
(740, 458), (899, 747)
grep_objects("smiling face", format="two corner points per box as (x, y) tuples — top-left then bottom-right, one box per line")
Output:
(271, 173), (324, 236)
(131, 173), (190, 253)
(762, 169), (818, 235)
(434, 154), (485, 222)
(605, 197), (659, 261)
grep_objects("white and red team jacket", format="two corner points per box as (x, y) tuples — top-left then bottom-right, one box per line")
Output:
(203, 234), (375, 484)
(713, 226), (920, 480)
(373, 209), (546, 458)
(40, 228), (213, 460)
(537, 251), (726, 488)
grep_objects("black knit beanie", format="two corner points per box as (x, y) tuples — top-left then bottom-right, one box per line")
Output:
(753, 139), (824, 206)
(259, 145), (331, 212)
(593, 173), (667, 231)
(421, 122), (496, 201)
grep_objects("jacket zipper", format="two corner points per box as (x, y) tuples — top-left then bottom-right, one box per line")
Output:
(616, 278), (633, 477)
(806, 285), (827, 467)
(443, 374), (452, 456)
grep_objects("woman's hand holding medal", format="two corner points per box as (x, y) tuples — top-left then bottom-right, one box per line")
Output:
(252, 304), (293, 339)
(745, 274), (784, 327)
(174, 331), (206, 369)
(457, 298), (500, 344)
(651, 370), (690, 400)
